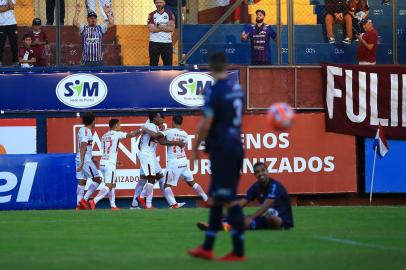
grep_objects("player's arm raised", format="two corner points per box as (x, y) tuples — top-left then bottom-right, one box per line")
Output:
(126, 128), (143, 138)
(77, 142), (87, 172)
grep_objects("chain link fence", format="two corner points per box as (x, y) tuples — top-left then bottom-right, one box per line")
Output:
(293, 0), (397, 64)
(0, 0), (404, 67)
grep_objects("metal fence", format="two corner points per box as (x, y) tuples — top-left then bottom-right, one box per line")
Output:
(0, 0), (403, 68)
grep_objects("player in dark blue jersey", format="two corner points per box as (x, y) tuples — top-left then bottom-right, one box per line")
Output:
(188, 52), (246, 262)
(197, 161), (294, 231)
(242, 161), (294, 230)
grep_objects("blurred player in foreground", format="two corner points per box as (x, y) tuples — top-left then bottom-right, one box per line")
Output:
(159, 115), (208, 208)
(197, 162), (294, 231)
(188, 53), (246, 261)
(88, 119), (142, 210)
(76, 112), (102, 210)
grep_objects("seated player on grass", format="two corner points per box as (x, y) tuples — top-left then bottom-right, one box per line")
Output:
(197, 161), (294, 231)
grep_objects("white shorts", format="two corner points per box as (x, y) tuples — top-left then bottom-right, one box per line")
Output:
(138, 152), (162, 176)
(76, 159), (100, 180)
(100, 163), (116, 184)
(165, 158), (194, 187)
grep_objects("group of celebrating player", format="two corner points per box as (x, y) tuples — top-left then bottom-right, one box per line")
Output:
(74, 52), (294, 261)
(75, 111), (208, 211)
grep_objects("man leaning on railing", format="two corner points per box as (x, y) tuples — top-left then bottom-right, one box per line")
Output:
(73, 3), (114, 67)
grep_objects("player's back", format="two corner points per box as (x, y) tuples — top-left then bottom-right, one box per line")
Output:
(76, 126), (93, 161)
(100, 130), (127, 165)
(138, 121), (159, 154)
(205, 77), (244, 153)
(164, 128), (188, 160)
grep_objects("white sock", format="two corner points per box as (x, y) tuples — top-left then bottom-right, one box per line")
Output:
(76, 185), (85, 205)
(144, 183), (154, 208)
(193, 183), (208, 202)
(108, 188), (116, 208)
(94, 186), (110, 204)
(131, 179), (146, 207)
(83, 181), (100, 201)
(164, 187), (177, 206)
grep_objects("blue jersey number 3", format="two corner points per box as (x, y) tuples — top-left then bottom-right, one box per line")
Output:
(233, 99), (243, 127)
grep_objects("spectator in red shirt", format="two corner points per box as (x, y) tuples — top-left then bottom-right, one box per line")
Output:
(18, 34), (36, 68)
(28, 18), (49, 67)
(357, 19), (378, 65)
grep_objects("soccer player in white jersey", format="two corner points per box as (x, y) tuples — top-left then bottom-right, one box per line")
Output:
(76, 112), (102, 210)
(88, 119), (142, 210)
(161, 115), (208, 208)
(133, 111), (183, 209)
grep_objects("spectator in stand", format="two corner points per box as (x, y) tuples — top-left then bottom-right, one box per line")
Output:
(86, 0), (113, 23)
(241, 9), (277, 65)
(357, 18), (378, 65)
(18, 34), (35, 68)
(230, 0), (261, 24)
(148, 0), (175, 66)
(0, 0), (18, 67)
(73, 3), (114, 66)
(348, 0), (369, 40)
(230, 0), (242, 24)
(46, 0), (65, 26)
(28, 18), (49, 67)
(325, 0), (353, 44)
(165, 0), (186, 28)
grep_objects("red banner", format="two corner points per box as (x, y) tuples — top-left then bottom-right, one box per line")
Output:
(47, 113), (357, 197)
(323, 63), (406, 139)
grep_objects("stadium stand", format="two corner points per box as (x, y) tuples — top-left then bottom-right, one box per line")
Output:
(0, 0), (404, 66)
(183, 0), (401, 65)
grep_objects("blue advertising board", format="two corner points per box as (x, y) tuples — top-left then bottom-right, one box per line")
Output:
(365, 139), (406, 193)
(0, 70), (239, 112)
(0, 154), (76, 210)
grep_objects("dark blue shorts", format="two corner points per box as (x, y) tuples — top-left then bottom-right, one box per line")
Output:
(208, 148), (244, 203)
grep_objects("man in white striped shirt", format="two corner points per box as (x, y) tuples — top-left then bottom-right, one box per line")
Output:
(73, 3), (114, 66)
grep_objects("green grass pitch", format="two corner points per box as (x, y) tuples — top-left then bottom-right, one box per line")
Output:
(0, 206), (405, 270)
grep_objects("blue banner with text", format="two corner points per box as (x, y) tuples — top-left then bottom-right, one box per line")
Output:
(0, 70), (239, 112)
(0, 154), (76, 210)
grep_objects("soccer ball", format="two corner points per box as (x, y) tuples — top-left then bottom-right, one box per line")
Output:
(267, 102), (295, 130)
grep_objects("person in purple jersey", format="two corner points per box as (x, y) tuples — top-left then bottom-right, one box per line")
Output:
(73, 2), (114, 66)
(241, 9), (277, 65)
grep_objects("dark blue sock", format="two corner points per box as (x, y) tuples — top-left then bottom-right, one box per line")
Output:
(250, 216), (269, 230)
(203, 206), (223, 251)
(227, 205), (245, 256)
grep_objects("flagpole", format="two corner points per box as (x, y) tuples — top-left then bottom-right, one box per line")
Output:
(369, 146), (378, 206)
